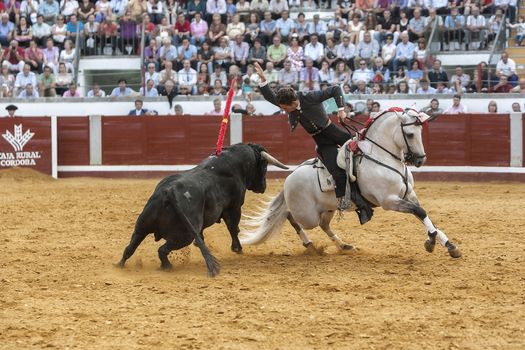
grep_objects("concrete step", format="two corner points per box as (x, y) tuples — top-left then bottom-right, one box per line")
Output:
(505, 46), (525, 56)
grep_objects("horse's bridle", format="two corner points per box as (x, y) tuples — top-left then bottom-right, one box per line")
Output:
(341, 109), (436, 199)
(399, 111), (431, 165)
(343, 109), (434, 165)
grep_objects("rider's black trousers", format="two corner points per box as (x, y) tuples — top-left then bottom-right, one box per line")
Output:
(313, 123), (352, 198)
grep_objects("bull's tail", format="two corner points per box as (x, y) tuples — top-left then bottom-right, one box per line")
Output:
(168, 189), (220, 277)
(240, 190), (288, 245)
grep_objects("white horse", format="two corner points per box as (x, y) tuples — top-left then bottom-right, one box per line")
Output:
(240, 108), (461, 258)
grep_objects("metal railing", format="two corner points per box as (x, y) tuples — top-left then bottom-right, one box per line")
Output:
(488, 15), (507, 73)
(425, 17), (440, 67)
(73, 24), (81, 84)
(139, 16), (146, 96)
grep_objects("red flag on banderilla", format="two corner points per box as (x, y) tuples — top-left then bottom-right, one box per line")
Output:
(215, 79), (236, 156)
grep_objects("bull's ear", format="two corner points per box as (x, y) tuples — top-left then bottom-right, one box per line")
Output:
(248, 143), (264, 153)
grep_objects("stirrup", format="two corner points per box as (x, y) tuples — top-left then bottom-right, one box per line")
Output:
(337, 197), (352, 212)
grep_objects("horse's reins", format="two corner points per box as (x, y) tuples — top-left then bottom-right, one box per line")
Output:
(340, 110), (427, 199)
(341, 119), (405, 163)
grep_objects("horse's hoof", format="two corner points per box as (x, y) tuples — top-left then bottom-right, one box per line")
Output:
(115, 262), (125, 268)
(303, 241), (313, 248)
(424, 239), (436, 253)
(339, 244), (355, 251)
(448, 247), (462, 259)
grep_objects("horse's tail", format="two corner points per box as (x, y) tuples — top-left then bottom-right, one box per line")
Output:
(239, 190), (288, 245)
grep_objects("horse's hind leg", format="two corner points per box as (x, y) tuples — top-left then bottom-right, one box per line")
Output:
(287, 213), (313, 248)
(319, 211), (354, 251)
(383, 195), (461, 258)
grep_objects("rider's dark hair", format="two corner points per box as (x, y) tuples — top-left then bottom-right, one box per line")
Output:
(276, 87), (298, 105)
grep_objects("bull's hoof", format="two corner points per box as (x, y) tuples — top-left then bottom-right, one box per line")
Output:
(115, 261), (125, 268)
(231, 245), (243, 254)
(160, 263), (173, 271)
(207, 265), (221, 278)
(424, 239), (436, 253)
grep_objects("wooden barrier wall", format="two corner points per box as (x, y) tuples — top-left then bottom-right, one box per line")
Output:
(244, 114), (511, 166)
(101, 116), (229, 164)
(1, 114), (513, 176)
(423, 114), (510, 166)
(57, 117), (90, 165)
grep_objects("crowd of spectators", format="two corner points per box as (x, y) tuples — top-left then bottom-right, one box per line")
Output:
(123, 0), (521, 99)
(0, 0), (521, 100)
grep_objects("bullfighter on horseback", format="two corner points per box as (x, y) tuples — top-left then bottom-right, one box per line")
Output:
(254, 62), (373, 224)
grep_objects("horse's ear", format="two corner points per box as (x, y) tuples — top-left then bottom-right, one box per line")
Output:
(394, 111), (405, 121)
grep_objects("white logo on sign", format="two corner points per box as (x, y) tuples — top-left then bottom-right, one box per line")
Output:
(0, 124), (41, 167)
(2, 124), (34, 151)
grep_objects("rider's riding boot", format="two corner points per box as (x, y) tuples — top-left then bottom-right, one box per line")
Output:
(350, 183), (374, 225)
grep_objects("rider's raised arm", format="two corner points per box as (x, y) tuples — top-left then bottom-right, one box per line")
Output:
(258, 81), (280, 107)
(303, 85), (345, 110)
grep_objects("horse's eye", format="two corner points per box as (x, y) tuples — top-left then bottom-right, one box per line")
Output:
(406, 133), (414, 139)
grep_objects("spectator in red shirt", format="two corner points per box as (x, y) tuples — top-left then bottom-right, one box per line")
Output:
(493, 75), (513, 93)
(173, 12), (190, 46)
(25, 40), (44, 73)
(140, 13), (155, 43)
(3, 39), (25, 72)
(100, 14), (117, 55)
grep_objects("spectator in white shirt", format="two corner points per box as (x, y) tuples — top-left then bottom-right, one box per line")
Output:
(205, 97), (223, 115)
(354, 31), (379, 69)
(145, 63), (160, 86)
(275, 10), (294, 41)
(268, 0), (288, 17)
(336, 35), (356, 70)
(14, 64), (37, 96)
(304, 34), (324, 67)
(416, 79), (437, 94)
(318, 60), (334, 84)
(467, 7), (487, 50)
(327, 8), (347, 42)
(87, 83), (106, 97)
(430, 0), (449, 15)
(444, 94), (468, 114)
(352, 59), (372, 84)
(307, 14), (327, 43)
(177, 59), (197, 95)
(140, 79), (159, 97)
(18, 83), (40, 98)
(494, 0), (516, 23)
(496, 51), (519, 84)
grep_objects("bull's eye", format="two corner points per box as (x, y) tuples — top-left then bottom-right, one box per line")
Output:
(406, 133), (414, 139)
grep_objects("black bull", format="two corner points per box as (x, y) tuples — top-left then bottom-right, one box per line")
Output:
(117, 143), (288, 277)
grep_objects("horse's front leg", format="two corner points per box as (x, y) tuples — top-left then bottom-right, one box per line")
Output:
(382, 195), (461, 258)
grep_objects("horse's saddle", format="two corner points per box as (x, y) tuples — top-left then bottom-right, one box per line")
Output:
(312, 139), (374, 193)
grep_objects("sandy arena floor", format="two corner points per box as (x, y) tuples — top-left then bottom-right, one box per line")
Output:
(0, 168), (524, 349)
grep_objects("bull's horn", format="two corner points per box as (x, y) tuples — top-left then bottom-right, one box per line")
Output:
(261, 151), (289, 169)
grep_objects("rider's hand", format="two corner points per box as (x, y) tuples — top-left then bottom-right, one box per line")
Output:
(254, 62), (266, 83)
(338, 109), (346, 123)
